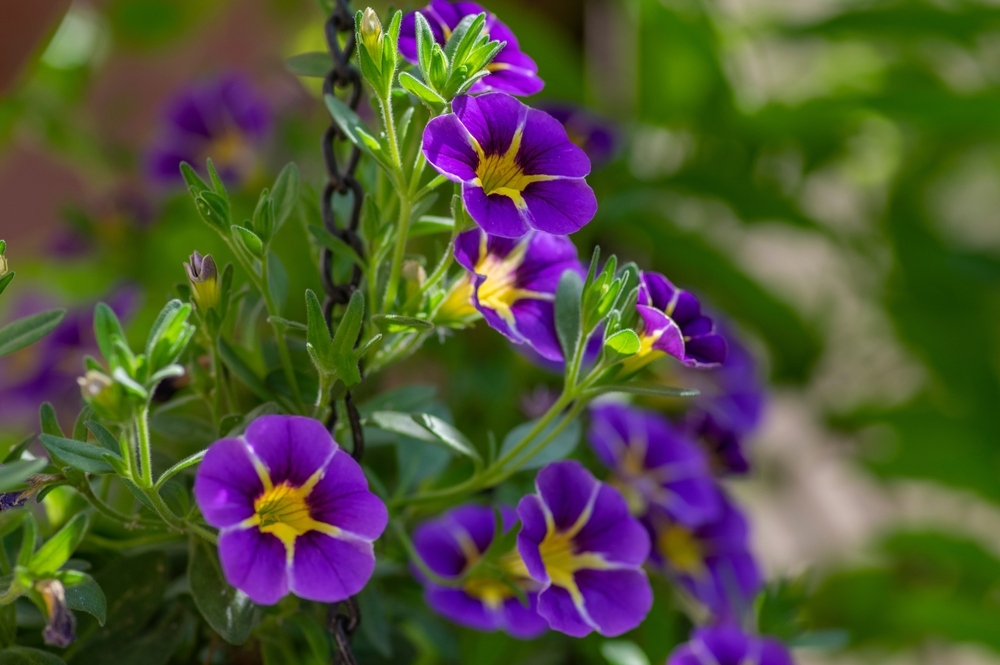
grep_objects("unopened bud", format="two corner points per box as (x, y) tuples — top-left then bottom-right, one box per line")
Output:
(78, 370), (128, 421)
(361, 8), (384, 69)
(36, 579), (75, 648)
(184, 251), (220, 311)
(402, 260), (427, 286)
(0, 239), (8, 277)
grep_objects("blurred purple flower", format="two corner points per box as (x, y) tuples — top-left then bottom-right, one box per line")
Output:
(454, 227), (584, 362)
(644, 489), (761, 621)
(146, 73), (271, 187)
(516, 460), (653, 637)
(588, 403), (719, 526)
(668, 625), (793, 665)
(0, 287), (138, 428)
(399, 0), (544, 96)
(536, 103), (620, 169)
(423, 93), (596, 237)
(683, 326), (766, 475)
(413, 504), (547, 638)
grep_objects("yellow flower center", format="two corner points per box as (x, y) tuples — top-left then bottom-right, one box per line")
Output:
(536, 496), (616, 602)
(437, 275), (479, 322)
(658, 525), (706, 577)
(458, 234), (551, 329)
(462, 549), (534, 608)
(204, 131), (255, 175)
(468, 125), (555, 206)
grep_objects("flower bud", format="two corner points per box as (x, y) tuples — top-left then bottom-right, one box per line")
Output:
(78, 370), (129, 422)
(184, 251), (220, 311)
(36, 579), (75, 648)
(361, 8), (384, 69)
(0, 239), (8, 277)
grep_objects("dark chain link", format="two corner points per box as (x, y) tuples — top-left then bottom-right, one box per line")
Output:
(321, 0), (366, 663)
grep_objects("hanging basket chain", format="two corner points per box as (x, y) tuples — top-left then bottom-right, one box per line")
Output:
(320, 0), (366, 662)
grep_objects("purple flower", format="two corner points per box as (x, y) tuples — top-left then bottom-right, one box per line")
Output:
(588, 403), (719, 526)
(146, 73), (271, 187)
(0, 287), (138, 429)
(454, 227), (583, 362)
(399, 1), (543, 96)
(644, 490), (761, 621)
(413, 504), (547, 638)
(516, 461), (653, 637)
(627, 271), (727, 371)
(194, 415), (388, 605)
(668, 626), (793, 665)
(683, 328), (766, 475)
(423, 93), (597, 238)
(536, 103), (620, 169)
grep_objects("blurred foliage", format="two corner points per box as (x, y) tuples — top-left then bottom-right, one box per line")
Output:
(1, 0), (1000, 662)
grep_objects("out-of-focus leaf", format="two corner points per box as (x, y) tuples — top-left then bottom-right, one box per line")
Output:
(0, 310), (66, 358)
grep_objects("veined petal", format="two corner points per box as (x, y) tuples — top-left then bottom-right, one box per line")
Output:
(463, 186), (530, 238)
(307, 450), (387, 541)
(520, 179), (597, 235)
(518, 107), (591, 178)
(535, 460), (600, 532)
(508, 299), (563, 362)
(219, 527), (288, 605)
(536, 585), (595, 637)
(575, 568), (653, 637)
(423, 115), (482, 183)
(289, 531), (376, 602)
(245, 415), (336, 487)
(453, 94), (524, 156)
(573, 485), (650, 566)
(194, 438), (263, 528)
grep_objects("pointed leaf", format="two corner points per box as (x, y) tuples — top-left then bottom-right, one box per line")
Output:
(0, 309), (66, 358)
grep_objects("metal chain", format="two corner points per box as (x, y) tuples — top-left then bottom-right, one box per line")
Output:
(321, 0), (366, 663)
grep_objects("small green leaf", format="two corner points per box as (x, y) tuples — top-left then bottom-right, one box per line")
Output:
(371, 314), (434, 333)
(285, 52), (332, 78)
(39, 434), (115, 475)
(499, 418), (581, 470)
(330, 291), (365, 387)
(410, 215), (454, 237)
(591, 383), (699, 398)
(217, 339), (274, 403)
(324, 95), (385, 163)
(305, 289), (333, 370)
(0, 459), (47, 493)
(155, 450), (206, 490)
(600, 640), (651, 665)
(398, 72), (446, 106)
(554, 271), (583, 363)
(30, 512), (89, 575)
(308, 225), (366, 271)
(188, 537), (254, 645)
(271, 163), (300, 230)
(39, 403), (63, 438)
(604, 329), (641, 360)
(93, 303), (124, 362)
(412, 413), (482, 463)
(65, 572), (107, 626)
(0, 309), (66, 358)
(2, 435), (34, 464)
(179, 162), (209, 195)
(231, 225), (264, 257)
(86, 421), (122, 456)
(366, 411), (438, 442)
(0, 272), (14, 297)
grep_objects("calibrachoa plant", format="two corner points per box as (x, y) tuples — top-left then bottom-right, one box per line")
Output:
(0, 1), (797, 662)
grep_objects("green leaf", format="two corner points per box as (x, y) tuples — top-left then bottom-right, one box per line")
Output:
(412, 413), (482, 463)
(231, 225), (264, 257)
(591, 383), (699, 398)
(554, 271), (583, 363)
(205, 159), (228, 198)
(366, 411), (439, 442)
(398, 72), (446, 106)
(39, 434), (115, 475)
(85, 421), (120, 456)
(0, 647), (66, 665)
(358, 583), (392, 658)
(217, 338), (274, 402)
(92, 303), (124, 362)
(499, 417), (581, 470)
(155, 450), (206, 490)
(0, 272), (14, 297)
(30, 512), (89, 576)
(64, 572), (107, 626)
(371, 314), (434, 333)
(285, 51), (331, 78)
(267, 253), (288, 314)
(0, 459), (47, 493)
(330, 291), (365, 387)
(38, 403), (63, 438)
(409, 215), (454, 237)
(600, 640), (651, 665)
(308, 225), (366, 271)
(188, 537), (254, 645)
(0, 309), (66, 358)
(271, 163), (300, 230)
(305, 289), (332, 369)
(2, 435), (34, 464)
(323, 94), (384, 162)
(604, 329), (641, 360)
(179, 162), (209, 195)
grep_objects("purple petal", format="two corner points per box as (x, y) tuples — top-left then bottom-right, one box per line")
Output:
(684, 333), (728, 367)
(414, 521), (469, 578)
(502, 594), (548, 638)
(452, 94), (525, 155)
(573, 485), (650, 566)
(307, 450), (387, 540)
(463, 185), (530, 237)
(514, 232), (582, 293)
(575, 568), (653, 636)
(521, 178), (597, 235)
(194, 438), (263, 528)
(289, 532), (376, 602)
(534, 461), (599, 532)
(508, 299), (562, 362)
(454, 228), (487, 272)
(536, 585), (593, 637)
(425, 586), (499, 631)
(637, 305), (685, 359)
(218, 527), (288, 605)
(518, 108), (590, 178)
(515, 494), (549, 583)
(423, 114), (481, 182)
(445, 504), (499, 554)
(245, 415), (336, 487)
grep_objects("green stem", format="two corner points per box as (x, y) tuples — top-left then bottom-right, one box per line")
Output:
(136, 406), (153, 487)
(392, 521), (465, 588)
(381, 195), (413, 314)
(489, 391), (575, 472)
(402, 237), (456, 314)
(487, 402), (585, 486)
(78, 482), (155, 528)
(379, 96), (403, 170)
(412, 174), (448, 202)
(261, 259), (303, 410)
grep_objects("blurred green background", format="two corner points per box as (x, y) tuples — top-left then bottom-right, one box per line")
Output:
(2, 0), (1000, 663)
